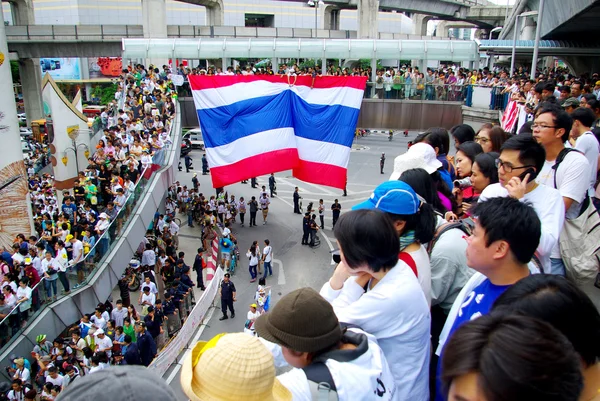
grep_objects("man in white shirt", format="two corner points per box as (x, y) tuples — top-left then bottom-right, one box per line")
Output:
(569, 107), (599, 193)
(533, 103), (590, 275)
(259, 193), (270, 225)
(90, 308), (107, 330)
(479, 135), (565, 273)
(261, 239), (273, 279)
(94, 329), (113, 358)
(69, 235), (85, 285)
(54, 241), (70, 294)
(169, 218), (179, 249)
(256, 288), (396, 401)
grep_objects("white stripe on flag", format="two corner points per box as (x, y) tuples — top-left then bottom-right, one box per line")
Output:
(193, 83), (363, 110)
(296, 137), (351, 168)
(205, 127), (296, 167)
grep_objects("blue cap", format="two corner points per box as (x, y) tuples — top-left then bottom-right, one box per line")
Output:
(352, 181), (422, 215)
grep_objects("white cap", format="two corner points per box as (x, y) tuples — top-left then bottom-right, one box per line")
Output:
(389, 142), (443, 181)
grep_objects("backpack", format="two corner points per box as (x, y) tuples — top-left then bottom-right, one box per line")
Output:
(553, 149), (600, 285)
(302, 323), (366, 401)
(426, 220), (472, 255)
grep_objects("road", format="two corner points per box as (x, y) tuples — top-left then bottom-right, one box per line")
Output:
(163, 130), (417, 398)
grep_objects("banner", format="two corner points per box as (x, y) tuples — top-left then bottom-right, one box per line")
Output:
(148, 267), (224, 378)
(188, 75), (367, 189)
(89, 57), (123, 78)
(40, 58), (81, 80)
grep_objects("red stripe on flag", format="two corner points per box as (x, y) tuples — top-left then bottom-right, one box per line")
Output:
(188, 75), (367, 91)
(293, 161), (347, 190)
(208, 148), (300, 188)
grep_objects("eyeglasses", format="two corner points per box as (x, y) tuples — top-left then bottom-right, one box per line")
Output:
(495, 159), (535, 173)
(474, 136), (490, 143)
(531, 123), (558, 130)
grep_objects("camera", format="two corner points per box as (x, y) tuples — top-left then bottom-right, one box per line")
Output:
(453, 177), (472, 189)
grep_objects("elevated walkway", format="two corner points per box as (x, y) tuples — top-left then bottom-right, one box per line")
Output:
(6, 24), (469, 58)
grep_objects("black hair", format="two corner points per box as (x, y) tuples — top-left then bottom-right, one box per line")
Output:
(456, 141), (484, 170)
(420, 127), (451, 155)
(478, 126), (510, 153)
(450, 124), (476, 145)
(571, 106), (596, 127)
(542, 81), (556, 93)
(442, 313), (583, 401)
(500, 135), (546, 181)
(537, 102), (573, 142)
(493, 274), (600, 367)
(559, 85), (571, 94)
(470, 197), (541, 264)
(518, 121), (533, 135)
(473, 152), (499, 184)
(334, 210), (399, 272)
(582, 93), (597, 103)
(124, 334), (132, 344)
(399, 168), (445, 214)
(588, 99), (600, 112)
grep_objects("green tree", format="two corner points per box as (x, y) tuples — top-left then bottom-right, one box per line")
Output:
(90, 84), (118, 105)
(10, 60), (20, 83)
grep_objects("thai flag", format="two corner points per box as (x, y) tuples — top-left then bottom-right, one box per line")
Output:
(188, 75), (367, 189)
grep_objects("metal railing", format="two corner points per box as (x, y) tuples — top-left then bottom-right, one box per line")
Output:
(0, 115), (176, 353)
(5, 24), (462, 41)
(363, 82), (474, 103)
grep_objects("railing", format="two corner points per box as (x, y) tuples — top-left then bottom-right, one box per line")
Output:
(0, 115), (176, 355)
(5, 24), (463, 41)
(363, 82), (473, 103)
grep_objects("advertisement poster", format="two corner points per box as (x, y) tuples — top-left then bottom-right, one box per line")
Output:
(39, 58), (81, 80)
(88, 57), (123, 78)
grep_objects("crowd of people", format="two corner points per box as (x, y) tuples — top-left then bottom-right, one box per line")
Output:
(177, 68), (600, 401)
(0, 63), (179, 383)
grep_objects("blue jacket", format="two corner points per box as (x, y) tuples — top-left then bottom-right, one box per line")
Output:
(137, 331), (157, 366)
(124, 342), (142, 365)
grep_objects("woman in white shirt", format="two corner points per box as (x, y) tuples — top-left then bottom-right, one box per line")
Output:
(246, 243), (260, 283)
(16, 278), (33, 325)
(243, 303), (260, 336)
(319, 208), (430, 401)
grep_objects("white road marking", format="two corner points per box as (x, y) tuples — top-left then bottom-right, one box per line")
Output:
(320, 231), (336, 264)
(273, 258), (286, 285)
(165, 305), (217, 384)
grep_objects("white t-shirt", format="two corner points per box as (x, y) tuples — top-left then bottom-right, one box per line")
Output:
(141, 281), (158, 295)
(406, 245), (432, 307)
(266, 328), (397, 401)
(574, 132), (600, 194)
(95, 335), (113, 357)
(45, 374), (64, 387)
(479, 183), (565, 268)
(263, 246), (273, 263)
(141, 292), (156, 306)
(90, 315), (107, 330)
(14, 367), (30, 383)
(537, 150), (590, 219)
(71, 240), (84, 263)
(320, 260), (430, 401)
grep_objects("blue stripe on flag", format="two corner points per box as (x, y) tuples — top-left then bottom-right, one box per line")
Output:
(198, 91), (357, 149)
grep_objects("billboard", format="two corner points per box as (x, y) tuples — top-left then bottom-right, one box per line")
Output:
(88, 57), (123, 78)
(40, 58), (81, 80)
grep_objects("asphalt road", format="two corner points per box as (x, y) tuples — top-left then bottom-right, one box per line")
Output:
(163, 130), (418, 398)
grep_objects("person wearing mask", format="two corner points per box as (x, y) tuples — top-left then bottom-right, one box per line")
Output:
(434, 197), (542, 401)
(256, 288), (396, 400)
(493, 275), (600, 401)
(479, 135), (564, 272)
(354, 180), (435, 305)
(441, 313), (583, 401)
(532, 103), (590, 275)
(320, 209), (430, 400)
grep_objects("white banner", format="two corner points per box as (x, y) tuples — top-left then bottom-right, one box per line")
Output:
(171, 74), (185, 86)
(149, 267), (224, 377)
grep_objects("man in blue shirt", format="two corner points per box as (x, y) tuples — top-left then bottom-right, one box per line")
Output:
(135, 321), (157, 367)
(61, 198), (77, 224)
(434, 196), (542, 401)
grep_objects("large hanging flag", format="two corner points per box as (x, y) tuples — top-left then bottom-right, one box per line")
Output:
(188, 75), (367, 189)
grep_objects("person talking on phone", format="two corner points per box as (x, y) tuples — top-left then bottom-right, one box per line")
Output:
(452, 141), (483, 216)
(478, 135), (564, 274)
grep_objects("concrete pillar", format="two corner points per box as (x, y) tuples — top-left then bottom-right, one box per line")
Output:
(436, 21), (450, 38)
(142, 0), (167, 38)
(10, 0), (35, 25)
(324, 5), (340, 30)
(0, 19), (34, 248)
(370, 58), (377, 82)
(412, 13), (430, 37)
(19, 58), (44, 122)
(358, 0), (379, 39)
(85, 84), (92, 101)
(205, 0), (224, 26)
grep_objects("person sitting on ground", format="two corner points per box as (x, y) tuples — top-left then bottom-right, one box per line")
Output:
(256, 287), (396, 400)
(181, 333), (291, 401)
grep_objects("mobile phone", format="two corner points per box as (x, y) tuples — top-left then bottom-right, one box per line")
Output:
(518, 168), (536, 182)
